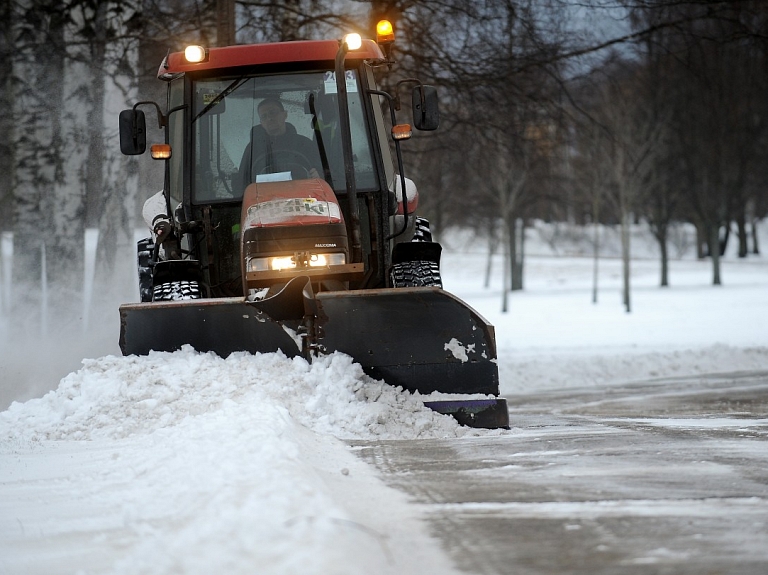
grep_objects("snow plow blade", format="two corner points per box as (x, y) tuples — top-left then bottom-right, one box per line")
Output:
(119, 287), (508, 429)
(315, 288), (508, 429)
(119, 297), (302, 358)
(315, 288), (496, 393)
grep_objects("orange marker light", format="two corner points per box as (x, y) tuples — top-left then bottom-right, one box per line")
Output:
(391, 124), (412, 141)
(150, 144), (172, 160)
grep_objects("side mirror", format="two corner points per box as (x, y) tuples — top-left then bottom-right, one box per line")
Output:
(119, 109), (147, 155)
(412, 85), (439, 131)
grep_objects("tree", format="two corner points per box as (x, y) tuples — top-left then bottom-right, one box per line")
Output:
(11, 1), (69, 337)
(627, 0), (768, 284)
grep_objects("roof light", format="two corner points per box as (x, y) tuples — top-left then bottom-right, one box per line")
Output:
(343, 33), (362, 51)
(150, 144), (172, 160)
(184, 45), (208, 63)
(391, 124), (412, 141)
(376, 20), (395, 44)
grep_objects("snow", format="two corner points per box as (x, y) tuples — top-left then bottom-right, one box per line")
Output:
(443, 337), (474, 362)
(2, 221), (768, 574)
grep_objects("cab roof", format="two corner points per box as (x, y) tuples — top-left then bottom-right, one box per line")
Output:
(159, 39), (385, 77)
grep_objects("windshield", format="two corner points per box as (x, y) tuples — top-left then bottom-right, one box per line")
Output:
(192, 70), (376, 203)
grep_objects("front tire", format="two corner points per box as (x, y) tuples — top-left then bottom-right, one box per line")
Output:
(137, 238), (155, 303)
(391, 217), (443, 288)
(390, 260), (443, 288)
(412, 216), (433, 242)
(152, 280), (203, 301)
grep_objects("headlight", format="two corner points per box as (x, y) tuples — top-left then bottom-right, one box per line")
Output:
(247, 253), (346, 272)
(343, 33), (362, 51)
(184, 45), (208, 63)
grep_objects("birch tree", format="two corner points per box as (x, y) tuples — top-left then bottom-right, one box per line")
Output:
(11, 1), (67, 338)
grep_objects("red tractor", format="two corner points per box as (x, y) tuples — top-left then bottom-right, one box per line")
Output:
(118, 25), (508, 429)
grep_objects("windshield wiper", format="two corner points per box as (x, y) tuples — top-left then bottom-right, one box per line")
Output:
(193, 75), (249, 123)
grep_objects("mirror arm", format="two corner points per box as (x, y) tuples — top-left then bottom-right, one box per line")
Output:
(133, 101), (168, 129)
(394, 78), (424, 115)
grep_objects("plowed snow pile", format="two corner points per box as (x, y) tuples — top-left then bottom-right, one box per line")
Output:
(1, 346), (475, 442)
(0, 348), (473, 575)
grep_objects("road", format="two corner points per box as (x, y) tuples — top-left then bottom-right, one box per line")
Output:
(352, 371), (768, 575)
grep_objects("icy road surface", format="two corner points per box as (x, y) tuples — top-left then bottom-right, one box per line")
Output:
(353, 370), (768, 575)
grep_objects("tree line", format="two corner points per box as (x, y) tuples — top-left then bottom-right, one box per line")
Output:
(1, 0), (766, 335)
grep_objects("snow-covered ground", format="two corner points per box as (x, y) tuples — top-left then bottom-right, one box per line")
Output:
(441, 221), (768, 396)
(1, 221), (768, 574)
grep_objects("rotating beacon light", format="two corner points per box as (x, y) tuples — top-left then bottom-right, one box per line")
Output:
(376, 20), (395, 59)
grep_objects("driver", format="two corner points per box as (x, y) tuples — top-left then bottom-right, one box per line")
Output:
(237, 97), (322, 189)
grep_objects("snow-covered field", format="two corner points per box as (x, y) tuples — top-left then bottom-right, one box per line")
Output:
(441, 222), (768, 395)
(1, 222), (768, 574)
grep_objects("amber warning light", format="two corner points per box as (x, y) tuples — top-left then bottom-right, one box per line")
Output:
(376, 20), (395, 44)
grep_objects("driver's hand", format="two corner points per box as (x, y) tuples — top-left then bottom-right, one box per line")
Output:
(308, 168), (320, 178)
(154, 220), (172, 240)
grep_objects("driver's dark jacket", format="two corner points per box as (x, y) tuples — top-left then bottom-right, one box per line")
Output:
(237, 123), (322, 192)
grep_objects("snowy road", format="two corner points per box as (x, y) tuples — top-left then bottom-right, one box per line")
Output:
(353, 371), (768, 575)
(3, 227), (768, 573)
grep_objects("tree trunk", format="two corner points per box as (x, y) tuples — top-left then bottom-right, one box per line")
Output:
(592, 221), (600, 304)
(736, 212), (748, 258)
(501, 216), (510, 313)
(85, 4), (107, 227)
(93, 10), (140, 311)
(719, 223), (729, 256)
(652, 221), (670, 287)
(509, 216), (523, 291)
(47, 8), (89, 335)
(516, 218), (525, 291)
(11, 5), (66, 339)
(751, 218), (760, 255)
(0, 0), (12, 318)
(216, 0), (235, 47)
(707, 221), (722, 285)
(0, 0), (13, 234)
(484, 221), (497, 289)
(621, 211), (631, 313)
(508, 218), (524, 291)
(695, 220), (707, 258)
(659, 228), (669, 287)
(591, 186), (600, 304)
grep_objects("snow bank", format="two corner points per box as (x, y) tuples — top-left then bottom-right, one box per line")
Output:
(0, 347), (470, 575)
(501, 345), (768, 394)
(0, 346), (473, 442)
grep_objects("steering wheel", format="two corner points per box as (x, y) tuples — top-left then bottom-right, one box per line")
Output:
(259, 161), (309, 179)
(250, 150), (314, 180)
